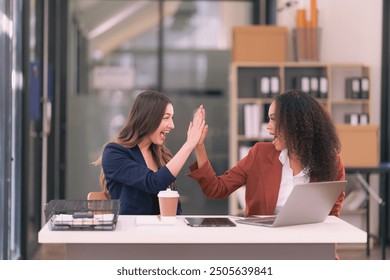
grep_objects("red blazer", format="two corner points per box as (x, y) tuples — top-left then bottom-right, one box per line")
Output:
(188, 142), (345, 217)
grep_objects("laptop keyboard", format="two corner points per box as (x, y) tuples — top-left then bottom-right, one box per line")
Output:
(257, 219), (275, 225)
(238, 216), (276, 225)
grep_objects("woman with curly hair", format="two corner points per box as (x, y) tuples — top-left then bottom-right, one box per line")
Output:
(188, 89), (345, 217)
(94, 90), (205, 215)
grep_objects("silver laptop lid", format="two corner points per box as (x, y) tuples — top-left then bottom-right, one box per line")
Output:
(272, 180), (346, 227)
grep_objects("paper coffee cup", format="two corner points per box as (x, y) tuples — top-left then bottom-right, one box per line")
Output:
(158, 189), (179, 216)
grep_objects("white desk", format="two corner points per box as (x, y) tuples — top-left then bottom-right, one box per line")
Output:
(38, 215), (366, 260)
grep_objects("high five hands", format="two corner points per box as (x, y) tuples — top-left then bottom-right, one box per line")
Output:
(197, 105), (208, 147)
(186, 105), (206, 149)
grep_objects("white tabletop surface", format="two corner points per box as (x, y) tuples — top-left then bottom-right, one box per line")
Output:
(38, 215), (367, 244)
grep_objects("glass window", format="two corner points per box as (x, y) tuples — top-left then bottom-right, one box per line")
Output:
(0, 0), (22, 260)
(66, 0), (254, 214)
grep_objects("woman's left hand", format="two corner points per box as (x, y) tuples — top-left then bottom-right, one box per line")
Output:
(186, 105), (206, 148)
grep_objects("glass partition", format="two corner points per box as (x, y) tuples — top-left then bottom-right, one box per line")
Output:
(66, 0), (253, 215)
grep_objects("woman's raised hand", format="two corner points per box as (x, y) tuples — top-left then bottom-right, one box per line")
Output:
(197, 105), (208, 146)
(186, 105), (206, 149)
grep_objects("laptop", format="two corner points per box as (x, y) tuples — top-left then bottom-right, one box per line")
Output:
(236, 181), (346, 227)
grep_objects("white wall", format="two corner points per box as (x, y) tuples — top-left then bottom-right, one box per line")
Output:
(277, 0), (382, 125)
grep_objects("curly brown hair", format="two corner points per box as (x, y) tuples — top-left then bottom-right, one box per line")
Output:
(274, 89), (341, 181)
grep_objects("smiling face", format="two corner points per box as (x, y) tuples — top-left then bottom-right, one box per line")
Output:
(267, 101), (286, 151)
(145, 103), (175, 146)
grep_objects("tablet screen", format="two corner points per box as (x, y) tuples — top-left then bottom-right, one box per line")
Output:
(184, 217), (236, 227)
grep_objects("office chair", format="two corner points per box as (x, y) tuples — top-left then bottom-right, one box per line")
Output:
(87, 191), (111, 215)
(87, 191), (110, 200)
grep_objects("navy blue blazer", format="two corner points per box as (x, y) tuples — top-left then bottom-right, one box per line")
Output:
(102, 142), (182, 215)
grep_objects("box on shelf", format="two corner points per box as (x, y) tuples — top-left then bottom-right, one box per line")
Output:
(232, 25), (288, 62)
(293, 28), (321, 61)
(336, 125), (379, 167)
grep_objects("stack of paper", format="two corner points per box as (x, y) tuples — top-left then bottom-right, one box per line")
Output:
(135, 216), (177, 226)
(52, 213), (114, 226)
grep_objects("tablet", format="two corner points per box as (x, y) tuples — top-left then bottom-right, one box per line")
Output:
(184, 217), (236, 227)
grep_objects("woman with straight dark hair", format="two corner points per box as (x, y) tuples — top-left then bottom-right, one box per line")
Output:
(94, 90), (205, 215)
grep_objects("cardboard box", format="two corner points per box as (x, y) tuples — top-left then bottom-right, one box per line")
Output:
(336, 125), (379, 167)
(232, 26), (288, 62)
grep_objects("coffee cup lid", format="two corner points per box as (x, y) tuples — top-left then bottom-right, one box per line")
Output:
(158, 188), (179, 198)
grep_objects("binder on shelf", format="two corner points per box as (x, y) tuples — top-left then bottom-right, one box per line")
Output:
(256, 76), (270, 98)
(270, 76), (280, 97)
(345, 113), (359, 125)
(345, 78), (360, 99)
(345, 113), (369, 125)
(360, 77), (369, 99)
(359, 113), (369, 125)
(344, 114), (350, 124)
(301, 77), (310, 94)
(310, 76), (319, 98)
(244, 104), (260, 137)
(238, 105), (245, 135)
(252, 104), (260, 137)
(319, 76), (328, 99)
(254, 103), (260, 137)
(244, 104), (253, 137)
(293, 76), (310, 94)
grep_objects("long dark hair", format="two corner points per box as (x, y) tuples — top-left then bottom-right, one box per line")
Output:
(94, 90), (174, 194)
(274, 89), (341, 181)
